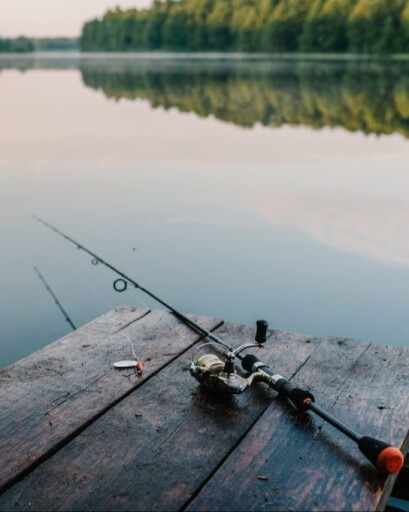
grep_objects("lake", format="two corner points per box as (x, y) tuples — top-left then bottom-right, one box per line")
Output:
(1, 52), (409, 369)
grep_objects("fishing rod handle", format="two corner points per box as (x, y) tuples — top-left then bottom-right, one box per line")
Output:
(242, 354), (314, 411)
(243, 356), (404, 474)
(304, 401), (404, 474)
(357, 436), (404, 474)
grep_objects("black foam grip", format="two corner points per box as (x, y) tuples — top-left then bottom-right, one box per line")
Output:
(242, 354), (260, 373)
(241, 355), (314, 411)
(280, 382), (314, 410)
(358, 436), (391, 469)
(288, 388), (315, 410)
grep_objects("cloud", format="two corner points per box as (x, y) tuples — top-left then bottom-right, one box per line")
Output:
(260, 194), (409, 267)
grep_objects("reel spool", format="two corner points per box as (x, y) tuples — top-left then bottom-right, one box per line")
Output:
(190, 320), (269, 395)
(189, 319), (404, 476)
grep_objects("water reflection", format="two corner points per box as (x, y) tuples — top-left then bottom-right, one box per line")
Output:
(75, 57), (409, 138)
(1, 55), (409, 138)
(260, 192), (409, 268)
(1, 54), (409, 368)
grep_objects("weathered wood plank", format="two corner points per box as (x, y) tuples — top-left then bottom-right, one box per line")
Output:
(0, 324), (323, 511)
(188, 338), (409, 512)
(0, 307), (222, 495)
(390, 452), (409, 501)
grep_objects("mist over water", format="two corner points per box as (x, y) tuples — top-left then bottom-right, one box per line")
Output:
(1, 53), (409, 369)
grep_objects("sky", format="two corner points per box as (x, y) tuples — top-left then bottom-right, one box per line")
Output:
(0, 0), (152, 38)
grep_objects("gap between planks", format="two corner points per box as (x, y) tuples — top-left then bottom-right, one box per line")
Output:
(0, 308), (223, 496)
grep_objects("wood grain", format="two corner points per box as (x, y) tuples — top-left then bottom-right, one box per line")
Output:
(188, 338), (409, 512)
(0, 307), (221, 495)
(0, 324), (322, 511)
(2, 310), (408, 512)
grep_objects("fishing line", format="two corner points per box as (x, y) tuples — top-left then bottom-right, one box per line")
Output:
(65, 260), (142, 369)
(57, 240), (149, 312)
(34, 215), (404, 475)
(66, 257), (113, 311)
(33, 215), (231, 351)
(98, 264), (149, 310)
(117, 330), (138, 360)
(53, 245), (142, 370)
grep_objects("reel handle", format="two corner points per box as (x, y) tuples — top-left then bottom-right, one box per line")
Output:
(255, 320), (268, 344)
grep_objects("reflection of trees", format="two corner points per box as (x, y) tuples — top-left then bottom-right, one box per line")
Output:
(81, 59), (409, 138)
(1, 56), (408, 138)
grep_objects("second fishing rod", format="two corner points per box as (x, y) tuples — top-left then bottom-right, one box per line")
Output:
(33, 215), (231, 353)
(34, 215), (404, 475)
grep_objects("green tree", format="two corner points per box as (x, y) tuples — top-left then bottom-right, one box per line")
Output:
(396, 2), (409, 52)
(78, 0), (409, 54)
(206, 0), (232, 50)
(348, 0), (406, 53)
(144, 11), (167, 49)
(263, 0), (310, 52)
(162, 11), (189, 49)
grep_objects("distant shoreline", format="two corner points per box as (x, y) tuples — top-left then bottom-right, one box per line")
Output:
(1, 51), (409, 61)
(0, 36), (78, 53)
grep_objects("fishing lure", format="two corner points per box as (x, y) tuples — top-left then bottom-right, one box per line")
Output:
(113, 332), (143, 376)
(34, 215), (404, 475)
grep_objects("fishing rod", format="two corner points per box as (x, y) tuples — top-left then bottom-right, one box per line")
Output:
(34, 241), (142, 374)
(34, 266), (76, 330)
(33, 215), (233, 354)
(34, 215), (404, 475)
(190, 324), (404, 475)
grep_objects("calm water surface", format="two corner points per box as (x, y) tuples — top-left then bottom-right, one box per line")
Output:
(1, 53), (409, 369)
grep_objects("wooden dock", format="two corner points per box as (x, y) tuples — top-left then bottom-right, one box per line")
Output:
(0, 307), (408, 511)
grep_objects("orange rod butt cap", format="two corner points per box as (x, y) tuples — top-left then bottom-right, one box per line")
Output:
(377, 447), (404, 474)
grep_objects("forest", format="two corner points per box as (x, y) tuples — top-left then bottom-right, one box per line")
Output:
(0, 37), (34, 53)
(80, 0), (409, 53)
(0, 37), (78, 53)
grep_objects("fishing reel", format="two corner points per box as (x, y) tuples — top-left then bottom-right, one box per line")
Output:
(190, 320), (274, 395)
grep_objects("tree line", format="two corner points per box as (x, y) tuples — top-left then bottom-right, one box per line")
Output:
(0, 37), (78, 53)
(80, 59), (409, 138)
(80, 0), (409, 53)
(0, 37), (34, 53)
